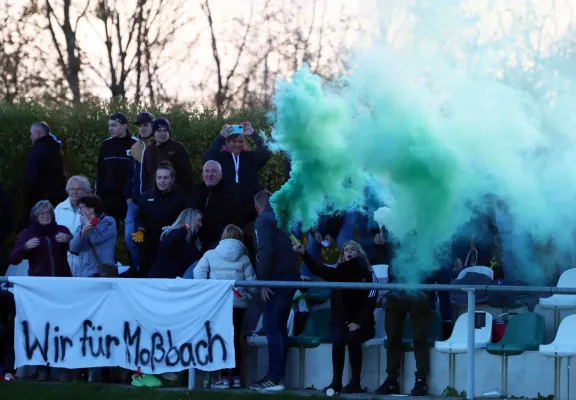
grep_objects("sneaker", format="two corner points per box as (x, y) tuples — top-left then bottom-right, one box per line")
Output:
(249, 377), (285, 391)
(211, 379), (230, 389)
(375, 376), (401, 395)
(411, 376), (428, 396)
(231, 376), (242, 389)
(341, 381), (364, 394)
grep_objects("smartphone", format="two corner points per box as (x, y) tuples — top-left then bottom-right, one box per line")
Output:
(229, 125), (244, 134)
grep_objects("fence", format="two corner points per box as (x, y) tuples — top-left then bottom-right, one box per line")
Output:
(2, 276), (575, 399)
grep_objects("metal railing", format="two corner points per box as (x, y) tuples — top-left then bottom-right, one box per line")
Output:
(3, 276), (576, 399)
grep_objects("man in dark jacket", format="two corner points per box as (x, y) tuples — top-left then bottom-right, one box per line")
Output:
(25, 122), (67, 212)
(142, 118), (195, 193)
(95, 113), (138, 223)
(124, 111), (155, 270)
(191, 160), (243, 250)
(250, 190), (300, 392)
(0, 183), (13, 276)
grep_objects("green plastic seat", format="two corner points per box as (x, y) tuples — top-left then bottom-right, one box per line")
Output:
(486, 313), (545, 356)
(384, 311), (442, 351)
(290, 308), (332, 348)
(304, 291), (331, 306)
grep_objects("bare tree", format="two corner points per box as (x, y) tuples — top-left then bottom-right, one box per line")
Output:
(43, 0), (91, 104)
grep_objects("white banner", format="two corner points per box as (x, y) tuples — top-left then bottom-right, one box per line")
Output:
(10, 277), (235, 374)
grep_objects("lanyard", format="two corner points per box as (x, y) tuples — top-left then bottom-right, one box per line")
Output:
(232, 153), (240, 183)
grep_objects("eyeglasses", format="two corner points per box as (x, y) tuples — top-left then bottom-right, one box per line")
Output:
(69, 188), (84, 192)
(36, 212), (51, 217)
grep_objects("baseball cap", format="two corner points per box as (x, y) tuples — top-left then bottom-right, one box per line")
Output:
(152, 117), (171, 134)
(109, 113), (128, 125)
(134, 112), (155, 125)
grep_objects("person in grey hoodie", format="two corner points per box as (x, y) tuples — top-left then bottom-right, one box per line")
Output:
(194, 224), (257, 389)
(69, 195), (117, 278)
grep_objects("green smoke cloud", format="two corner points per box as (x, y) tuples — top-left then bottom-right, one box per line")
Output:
(268, 1), (576, 283)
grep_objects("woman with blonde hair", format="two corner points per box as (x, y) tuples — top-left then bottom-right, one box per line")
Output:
(293, 240), (377, 395)
(194, 224), (256, 389)
(148, 208), (203, 278)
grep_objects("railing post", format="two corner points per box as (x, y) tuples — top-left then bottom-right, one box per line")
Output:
(466, 289), (476, 400)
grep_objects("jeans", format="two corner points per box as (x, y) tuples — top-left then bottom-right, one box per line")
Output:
(124, 202), (140, 269)
(263, 287), (295, 380)
(302, 213), (356, 277)
(182, 261), (199, 279)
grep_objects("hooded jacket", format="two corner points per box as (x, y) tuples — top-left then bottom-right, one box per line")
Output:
(142, 139), (195, 193)
(253, 204), (300, 281)
(204, 134), (271, 221)
(124, 137), (154, 203)
(149, 227), (202, 279)
(302, 252), (377, 337)
(95, 134), (138, 196)
(69, 215), (117, 277)
(25, 134), (67, 210)
(54, 198), (83, 276)
(9, 209), (72, 277)
(194, 238), (257, 307)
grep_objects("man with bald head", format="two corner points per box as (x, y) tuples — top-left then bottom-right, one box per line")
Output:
(191, 160), (244, 250)
(25, 122), (67, 212)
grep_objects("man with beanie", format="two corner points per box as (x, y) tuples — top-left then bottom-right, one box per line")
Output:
(124, 111), (155, 271)
(95, 113), (138, 223)
(142, 117), (195, 192)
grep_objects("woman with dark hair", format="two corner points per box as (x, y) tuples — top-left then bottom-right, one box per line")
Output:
(69, 195), (117, 278)
(9, 200), (72, 278)
(148, 208), (203, 278)
(134, 161), (190, 277)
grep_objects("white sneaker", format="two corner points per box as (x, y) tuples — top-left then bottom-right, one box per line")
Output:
(211, 379), (230, 389)
(250, 378), (285, 392)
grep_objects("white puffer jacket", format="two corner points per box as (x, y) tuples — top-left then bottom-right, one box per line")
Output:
(194, 238), (257, 307)
(54, 198), (83, 276)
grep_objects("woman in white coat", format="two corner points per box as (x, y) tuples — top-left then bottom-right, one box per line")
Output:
(194, 224), (256, 389)
(54, 176), (91, 277)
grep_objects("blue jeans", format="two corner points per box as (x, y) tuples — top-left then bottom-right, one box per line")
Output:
(124, 202), (140, 269)
(302, 213), (356, 277)
(263, 287), (295, 380)
(182, 261), (199, 279)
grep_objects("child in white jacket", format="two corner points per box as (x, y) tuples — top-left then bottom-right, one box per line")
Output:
(194, 224), (256, 389)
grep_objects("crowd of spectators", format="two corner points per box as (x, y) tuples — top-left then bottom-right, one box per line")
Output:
(0, 113), (519, 396)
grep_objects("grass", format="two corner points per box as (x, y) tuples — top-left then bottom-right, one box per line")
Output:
(0, 382), (328, 400)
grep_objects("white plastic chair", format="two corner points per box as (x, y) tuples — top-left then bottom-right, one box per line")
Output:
(539, 268), (576, 332)
(457, 266), (494, 280)
(539, 314), (576, 399)
(435, 311), (493, 387)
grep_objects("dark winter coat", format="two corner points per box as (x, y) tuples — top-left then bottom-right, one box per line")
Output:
(253, 204), (300, 281)
(142, 139), (195, 193)
(124, 138), (154, 203)
(135, 185), (190, 245)
(302, 252), (377, 338)
(95, 135), (138, 197)
(9, 218), (72, 277)
(191, 181), (244, 250)
(203, 134), (271, 222)
(149, 227), (202, 278)
(25, 135), (67, 210)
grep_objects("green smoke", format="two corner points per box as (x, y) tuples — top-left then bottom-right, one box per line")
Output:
(268, 1), (576, 284)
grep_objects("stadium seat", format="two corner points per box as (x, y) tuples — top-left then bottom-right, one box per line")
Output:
(539, 314), (576, 400)
(457, 265), (494, 280)
(486, 313), (545, 356)
(435, 312), (493, 388)
(384, 311), (442, 351)
(539, 268), (576, 331)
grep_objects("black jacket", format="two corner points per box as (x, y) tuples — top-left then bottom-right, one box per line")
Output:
(0, 183), (12, 245)
(149, 228), (202, 278)
(0, 289), (15, 374)
(135, 185), (190, 243)
(191, 181), (244, 250)
(204, 134), (271, 221)
(142, 139), (195, 193)
(95, 135), (138, 196)
(303, 252), (377, 333)
(25, 135), (67, 210)
(253, 204), (300, 281)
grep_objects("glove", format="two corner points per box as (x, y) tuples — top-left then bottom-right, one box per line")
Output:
(132, 231), (144, 243)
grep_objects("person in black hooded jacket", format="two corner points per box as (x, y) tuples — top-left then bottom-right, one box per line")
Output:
(294, 240), (377, 394)
(134, 162), (190, 277)
(25, 122), (67, 212)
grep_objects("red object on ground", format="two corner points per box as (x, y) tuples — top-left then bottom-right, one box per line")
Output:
(90, 217), (100, 226)
(492, 320), (507, 343)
